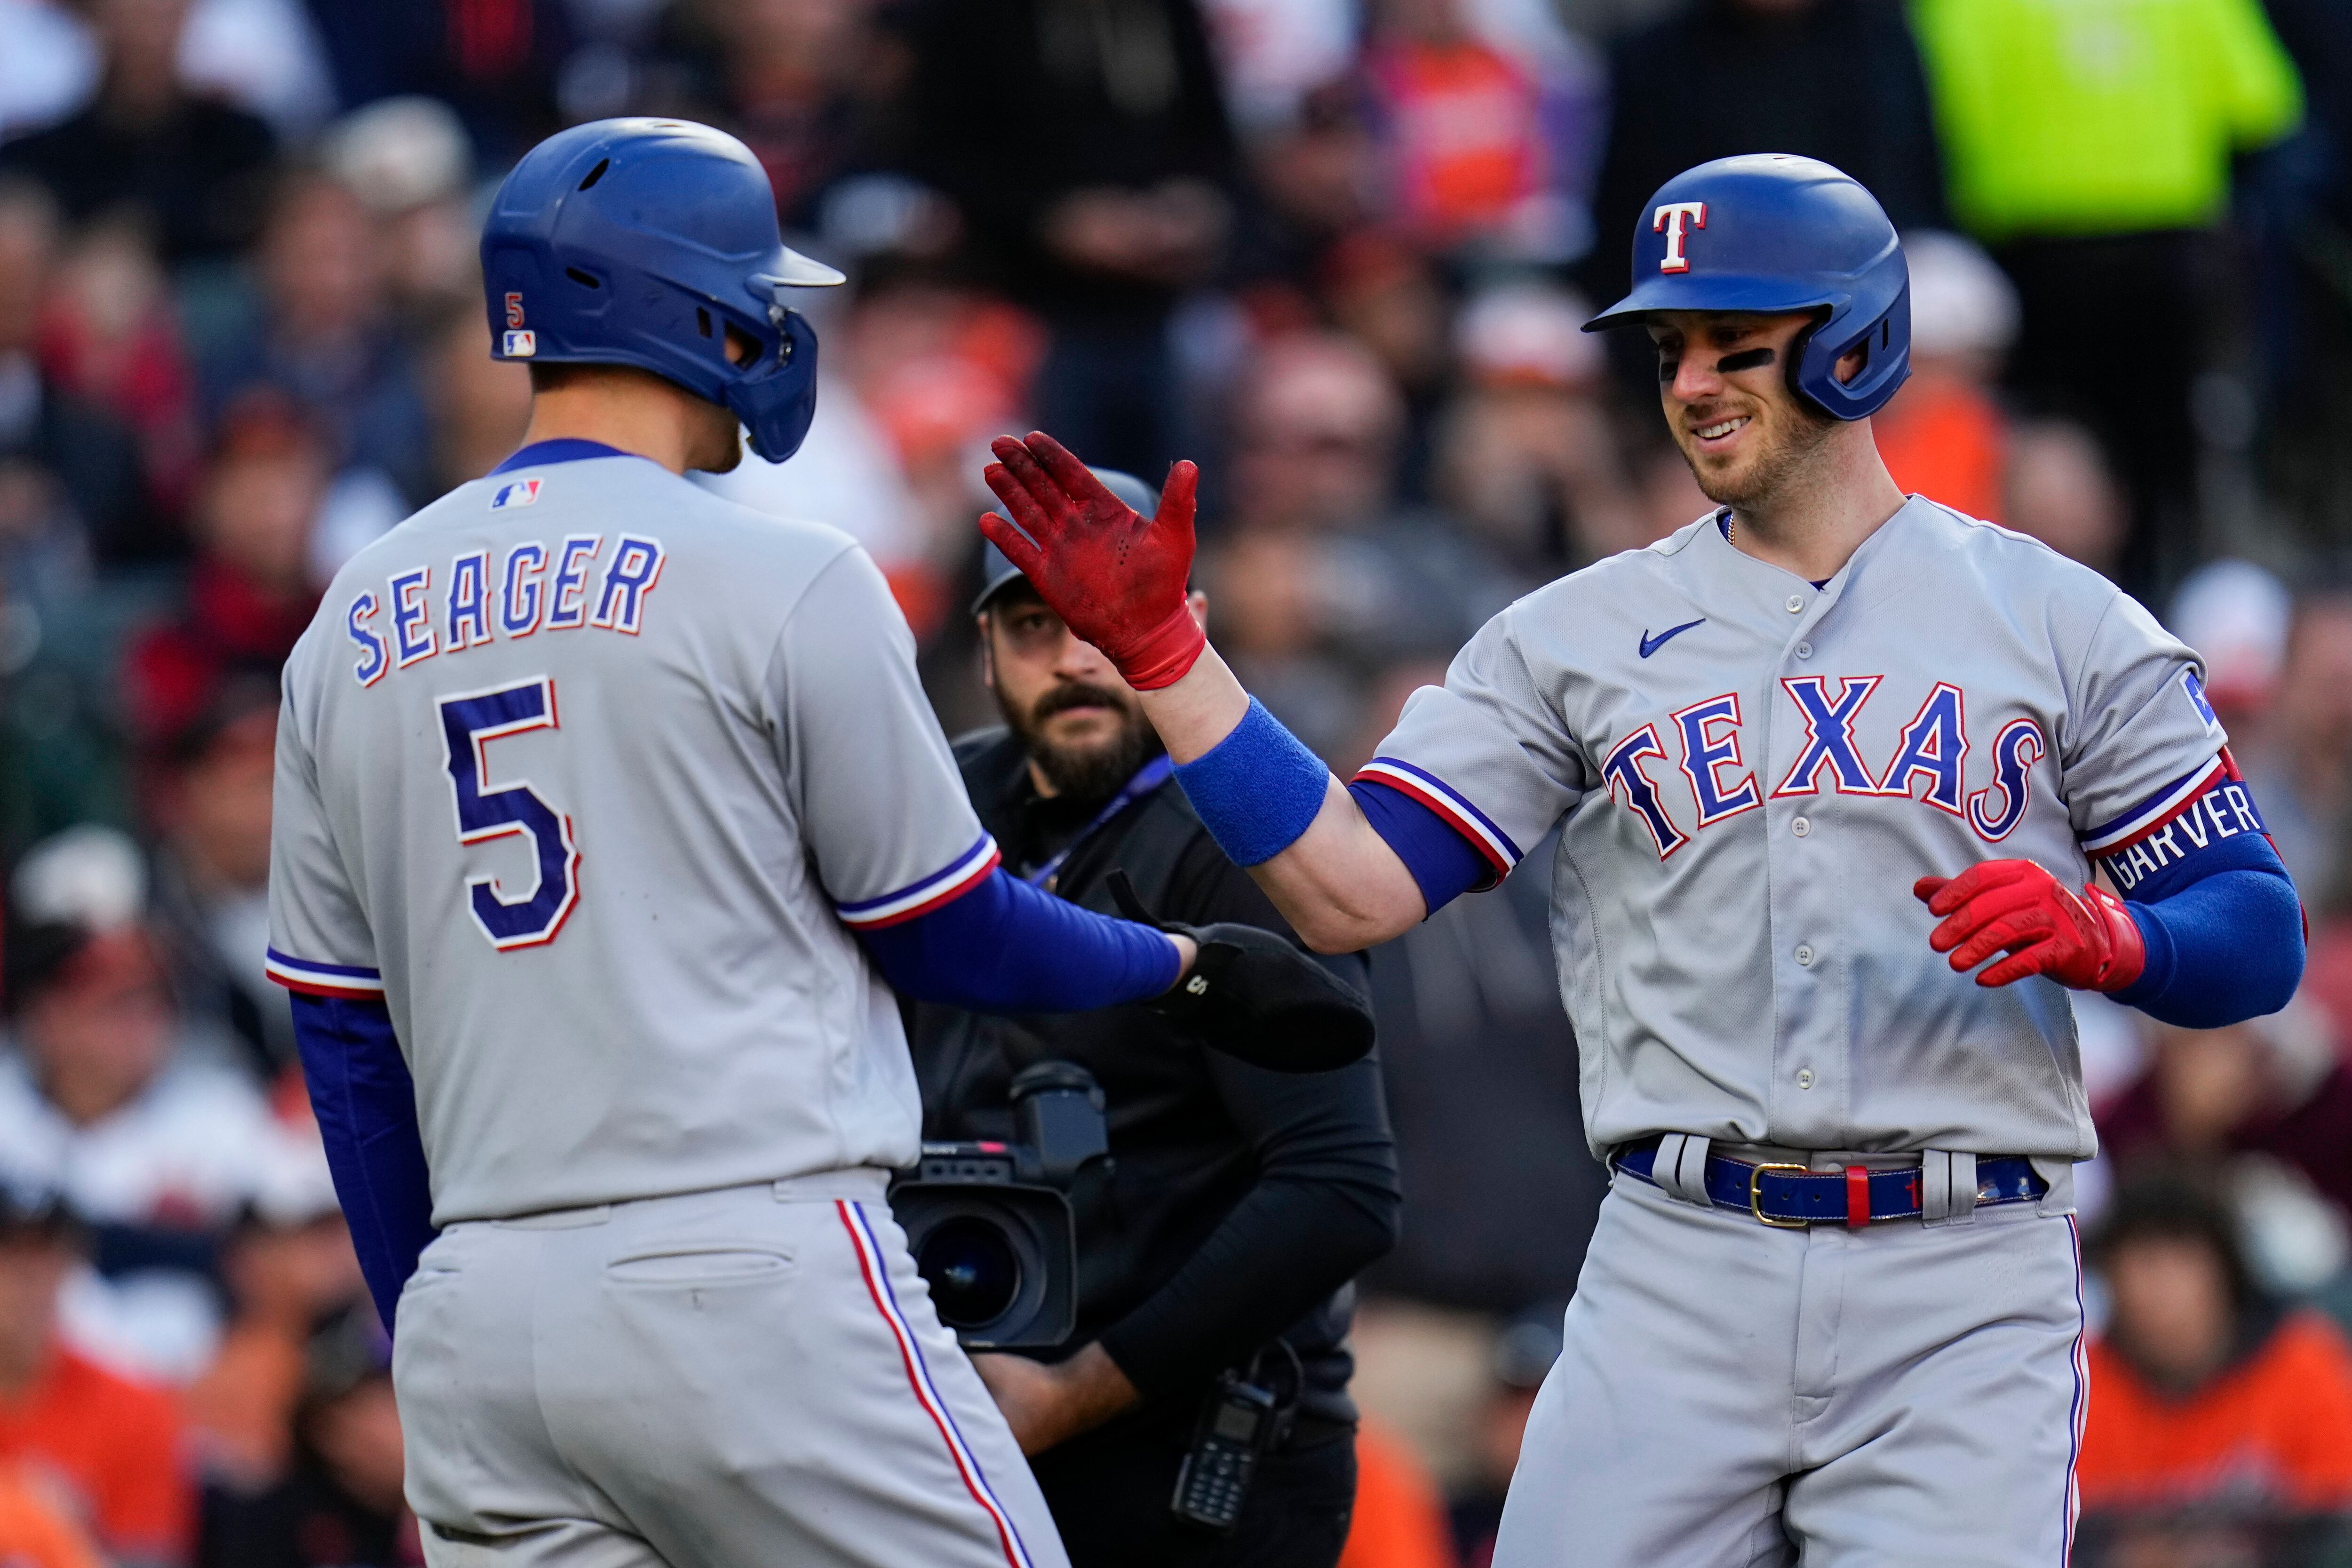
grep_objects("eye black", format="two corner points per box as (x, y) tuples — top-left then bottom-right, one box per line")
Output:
(1657, 356), (1681, 384)
(1716, 347), (1777, 374)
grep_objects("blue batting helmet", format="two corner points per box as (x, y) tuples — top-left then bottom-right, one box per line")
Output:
(481, 119), (846, 463)
(1584, 154), (1909, 421)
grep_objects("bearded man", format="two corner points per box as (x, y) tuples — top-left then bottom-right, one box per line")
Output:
(899, 471), (1400, 1568)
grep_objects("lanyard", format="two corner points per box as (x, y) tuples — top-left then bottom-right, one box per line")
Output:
(1021, 753), (1176, 890)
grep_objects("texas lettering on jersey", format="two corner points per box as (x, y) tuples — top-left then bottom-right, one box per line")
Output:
(1600, 675), (2048, 858)
(345, 532), (668, 687)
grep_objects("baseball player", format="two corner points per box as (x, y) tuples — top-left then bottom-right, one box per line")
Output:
(260, 119), (1373, 1568)
(980, 154), (2307, 1565)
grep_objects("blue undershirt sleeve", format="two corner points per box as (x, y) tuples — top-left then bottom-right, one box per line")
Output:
(2100, 784), (2304, 1029)
(1347, 778), (1493, 917)
(858, 866), (1183, 1011)
(291, 994), (437, 1335)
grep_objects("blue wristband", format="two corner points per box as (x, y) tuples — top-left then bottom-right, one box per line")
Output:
(1173, 697), (1332, 866)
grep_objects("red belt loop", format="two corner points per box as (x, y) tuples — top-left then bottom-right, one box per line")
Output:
(1845, 1165), (1870, 1230)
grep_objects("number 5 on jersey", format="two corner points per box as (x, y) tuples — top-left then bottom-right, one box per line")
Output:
(440, 677), (580, 949)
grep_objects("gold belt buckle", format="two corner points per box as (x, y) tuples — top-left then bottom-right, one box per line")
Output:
(1748, 1162), (1814, 1229)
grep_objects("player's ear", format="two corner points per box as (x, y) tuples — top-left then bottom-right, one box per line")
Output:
(1186, 589), (1208, 634)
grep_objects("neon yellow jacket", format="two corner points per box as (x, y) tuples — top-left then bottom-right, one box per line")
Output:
(1910, 0), (2303, 239)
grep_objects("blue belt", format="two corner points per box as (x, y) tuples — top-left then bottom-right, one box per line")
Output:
(1614, 1138), (2047, 1229)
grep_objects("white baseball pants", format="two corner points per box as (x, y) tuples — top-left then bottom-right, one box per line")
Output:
(392, 1172), (1067, 1568)
(1495, 1164), (2088, 1567)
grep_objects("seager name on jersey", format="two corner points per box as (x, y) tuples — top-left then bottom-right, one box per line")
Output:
(344, 533), (667, 686)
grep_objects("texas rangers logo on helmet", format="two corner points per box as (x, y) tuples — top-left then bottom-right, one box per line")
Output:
(1653, 201), (1708, 273)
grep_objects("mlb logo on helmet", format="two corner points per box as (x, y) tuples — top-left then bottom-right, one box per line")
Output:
(491, 478), (542, 510)
(504, 329), (537, 357)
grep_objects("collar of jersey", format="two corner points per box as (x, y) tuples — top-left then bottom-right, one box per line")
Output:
(1715, 510), (1832, 591)
(491, 438), (633, 474)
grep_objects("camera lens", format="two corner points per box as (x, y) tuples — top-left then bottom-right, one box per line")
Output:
(918, 1217), (1022, 1328)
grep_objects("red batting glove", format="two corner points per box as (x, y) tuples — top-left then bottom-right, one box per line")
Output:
(979, 433), (1207, 691)
(1914, 860), (2145, 991)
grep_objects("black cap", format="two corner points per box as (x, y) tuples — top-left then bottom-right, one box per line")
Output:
(973, 467), (1159, 615)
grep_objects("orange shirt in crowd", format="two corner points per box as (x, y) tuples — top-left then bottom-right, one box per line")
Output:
(1871, 373), (2007, 524)
(1339, 1416), (1459, 1568)
(0, 1467), (105, 1568)
(1363, 39), (1544, 250)
(2078, 1310), (2352, 1512)
(0, 1347), (191, 1565)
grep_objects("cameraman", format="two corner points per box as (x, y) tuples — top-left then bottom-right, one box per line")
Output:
(906, 473), (1401, 1567)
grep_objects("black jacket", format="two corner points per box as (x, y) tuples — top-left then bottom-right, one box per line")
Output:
(906, 730), (1399, 1427)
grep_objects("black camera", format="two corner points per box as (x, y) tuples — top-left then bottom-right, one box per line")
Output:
(889, 1061), (1108, 1350)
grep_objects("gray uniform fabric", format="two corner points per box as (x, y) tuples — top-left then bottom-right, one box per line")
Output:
(1359, 498), (2222, 1566)
(1368, 498), (2223, 1162)
(397, 1174), (1062, 1568)
(1498, 1171), (2086, 1567)
(269, 450), (1054, 1568)
(270, 452), (994, 1223)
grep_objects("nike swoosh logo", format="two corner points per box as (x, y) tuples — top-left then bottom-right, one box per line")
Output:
(1639, 618), (1706, 658)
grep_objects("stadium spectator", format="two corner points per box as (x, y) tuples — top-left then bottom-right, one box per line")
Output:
(0, 911), (299, 1243)
(195, 1305), (413, 1568)
(0, 1175), (192, 1568)
(2169, 558), (2293, 726)
(2079, 1177), (2352, 1519)
(2098, 1002), (2352, 1229)
(182, 1167), (362, 1492)
(2001, 418), (2128, 579)
(192, 168), (432, 504)
(1206, 333), (1518, 756)
(894, 0), (1239, 478)
(1583, 0), (1946, 358)
(1357, 0), (1600, 263)
(35, 216), (201, 536)
(1432, 280), (1648, 573)
(145, 678), (288, 1079)
(1869, 230), (2016, 525)
(2226, 592), (2352, 909)
(317, 96), (481, 325)
(121, 393), (323, 756)
(1909, 0), (2304, 594)
(0, 180), (151, 568)
(0, 0), (277, 264)
(648, 0), (895, 228)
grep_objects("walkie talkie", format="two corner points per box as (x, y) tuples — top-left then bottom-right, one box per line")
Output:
(1170, 1372), (1282, 1533)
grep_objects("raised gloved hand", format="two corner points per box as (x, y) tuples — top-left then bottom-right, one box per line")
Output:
(1914, 859), (2145, 991)
(1107, 871), (1373, 1072)
(980, 432), (1206, 691)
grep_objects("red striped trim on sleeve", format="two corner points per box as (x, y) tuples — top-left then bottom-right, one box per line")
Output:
(834, 836), (1002, 930)
(265, 948), (385, 999)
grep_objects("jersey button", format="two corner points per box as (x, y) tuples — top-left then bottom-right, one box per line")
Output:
(1797, 1068), (1816, 1090)
(1785, 595), (1804, 613)
(1795, 944), (1815, 967)
(1791, 816), (1810, 837)
(1796, 641), (1813, 659)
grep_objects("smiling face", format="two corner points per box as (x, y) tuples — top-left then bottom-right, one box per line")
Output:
(1648, 310), (1838, 512)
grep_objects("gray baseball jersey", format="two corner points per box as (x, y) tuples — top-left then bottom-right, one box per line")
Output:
(1361, 496), (2225, 1162)
(267, 448), (1001, 1224)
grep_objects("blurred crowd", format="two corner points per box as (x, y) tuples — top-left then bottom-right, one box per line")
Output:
(1, 0), (2351, 1562)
